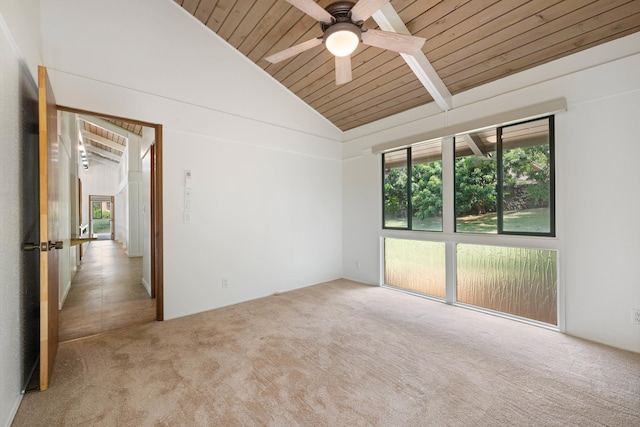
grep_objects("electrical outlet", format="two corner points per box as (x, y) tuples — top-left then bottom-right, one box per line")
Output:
(221, 278), (228, 289)
(632, 308), (640, 324)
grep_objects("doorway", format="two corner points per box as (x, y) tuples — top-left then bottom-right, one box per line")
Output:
(58, 106), (164, 335)
(89, 195), (114, 240)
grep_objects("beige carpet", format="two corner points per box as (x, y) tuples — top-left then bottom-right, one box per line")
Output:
(13, 279), (640, 426)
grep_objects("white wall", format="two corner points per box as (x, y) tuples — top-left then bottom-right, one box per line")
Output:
(342, 153), (381, 286)
(0, 15), (27, 427)
(56, 111), (74, 307)
(123, 133), (143, 256)
(141, 127), (154, 293)
(164, 130), (342, 318)
(342, 34), (640, 353)
(0, 0), (40, 80)
(141, 147), (152, 294)
(115, 187), (127, 247)
(560, 91), (640, 350)
(40, 0), (344, 320)
(40, 0), (341, 143)
(0, 3), (41, 424)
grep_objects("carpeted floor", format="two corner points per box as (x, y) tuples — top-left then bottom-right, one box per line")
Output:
(12, 279), (640, 426)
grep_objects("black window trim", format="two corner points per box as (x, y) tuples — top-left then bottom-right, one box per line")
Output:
(497, 115), (556, 237)
(383, 115), (556, 237)
(382, 146), (413, 230)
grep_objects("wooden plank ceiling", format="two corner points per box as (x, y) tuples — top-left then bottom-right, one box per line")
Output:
(107, 119), (144, 137)
(78, 118), (143, 166)
(175, 0), (640, 131)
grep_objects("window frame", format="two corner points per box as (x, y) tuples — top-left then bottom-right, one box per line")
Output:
(382, 146), (413, 230)
(383, 115), (556, 237)
(496, 115), (556, 237)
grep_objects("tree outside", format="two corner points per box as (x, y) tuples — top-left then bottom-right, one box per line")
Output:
(384, 143), (551, 233)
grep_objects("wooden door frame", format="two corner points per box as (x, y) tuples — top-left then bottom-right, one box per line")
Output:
(57, 105), (164, 321)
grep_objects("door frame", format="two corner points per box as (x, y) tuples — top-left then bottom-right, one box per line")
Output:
(88, 195), (115, 240)
(58, 105), (164, 321)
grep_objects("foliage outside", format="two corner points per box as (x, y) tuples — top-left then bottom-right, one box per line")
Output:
(92, 204), (111, 219)
(383, 166), (408, 224)
(384, 144), (551, 232)
(92, 219), (111, 234)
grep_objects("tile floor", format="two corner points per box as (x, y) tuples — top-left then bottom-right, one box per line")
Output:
(59, 240), (156, 342)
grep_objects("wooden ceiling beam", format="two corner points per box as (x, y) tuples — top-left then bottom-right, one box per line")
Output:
(81, 130), (125, 153)
(78, 114), (129, 139)
(84, 144), (122, 162)
(372, 2), (452, 111)
(460, 133), (489, 158)
(87, 153), (119, 167)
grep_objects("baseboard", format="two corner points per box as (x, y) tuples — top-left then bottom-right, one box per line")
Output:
(142, 277), (151, 296)
(4, 393), (23, 427)
(60, 279), (72, 310)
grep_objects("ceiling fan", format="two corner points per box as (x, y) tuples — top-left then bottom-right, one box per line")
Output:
(265, 0), (426, 85)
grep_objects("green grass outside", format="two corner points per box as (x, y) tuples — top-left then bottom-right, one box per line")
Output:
(92, 219), (111, 234)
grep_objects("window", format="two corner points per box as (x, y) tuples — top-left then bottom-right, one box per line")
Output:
(498, 117), (555, 235)
(455, 116), (555, 235)
(457, 244), (558, 325)
(382, 238), (558, 326)
(383, 149), (408, 228)
(384, 238), (445, 298)
(382, 139), (443, 231)
(383, 116), (555, 237)
(411, 140), (443, 231)
(381, 115), (558, 327)
(454, 134), (497, 233)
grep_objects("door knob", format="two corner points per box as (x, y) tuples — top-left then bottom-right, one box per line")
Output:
(23, 242), (43, 251)
(23, 241), (63, 251)
(49, 241), (63, 250)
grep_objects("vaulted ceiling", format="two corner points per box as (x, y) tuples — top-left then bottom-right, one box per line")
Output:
(76, 115), (144, 168)
(174, 0), (640, 131)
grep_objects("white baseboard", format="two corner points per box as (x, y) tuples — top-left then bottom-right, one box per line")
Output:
(59, 279), (72, 310)
(142, 277), (151, 296)
(4, 393), (23, 427)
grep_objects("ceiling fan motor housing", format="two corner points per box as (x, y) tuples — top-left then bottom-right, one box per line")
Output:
(321, 1), (363, 30)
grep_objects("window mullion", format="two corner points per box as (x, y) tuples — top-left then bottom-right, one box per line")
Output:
(407, 147), (412, 230)
(442, 136), (455, 234)
(497, 126), (504, 233)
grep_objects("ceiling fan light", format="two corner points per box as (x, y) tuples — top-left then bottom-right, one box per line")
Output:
(324, 23), (360, 57)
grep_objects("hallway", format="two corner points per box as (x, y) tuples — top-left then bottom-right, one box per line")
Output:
(59, 240), (156, 342)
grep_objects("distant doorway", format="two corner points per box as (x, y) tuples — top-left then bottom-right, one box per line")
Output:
(89, 195), (114, 240)
(59, 105), (164, 322)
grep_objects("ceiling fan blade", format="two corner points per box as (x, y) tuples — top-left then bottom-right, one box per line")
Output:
(361, 28), (425, 55)
(265, 37), (323, 63)
(287, 0), (333, 24)
(335, 55), (352, 85)
(350, 0), (389, 23)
